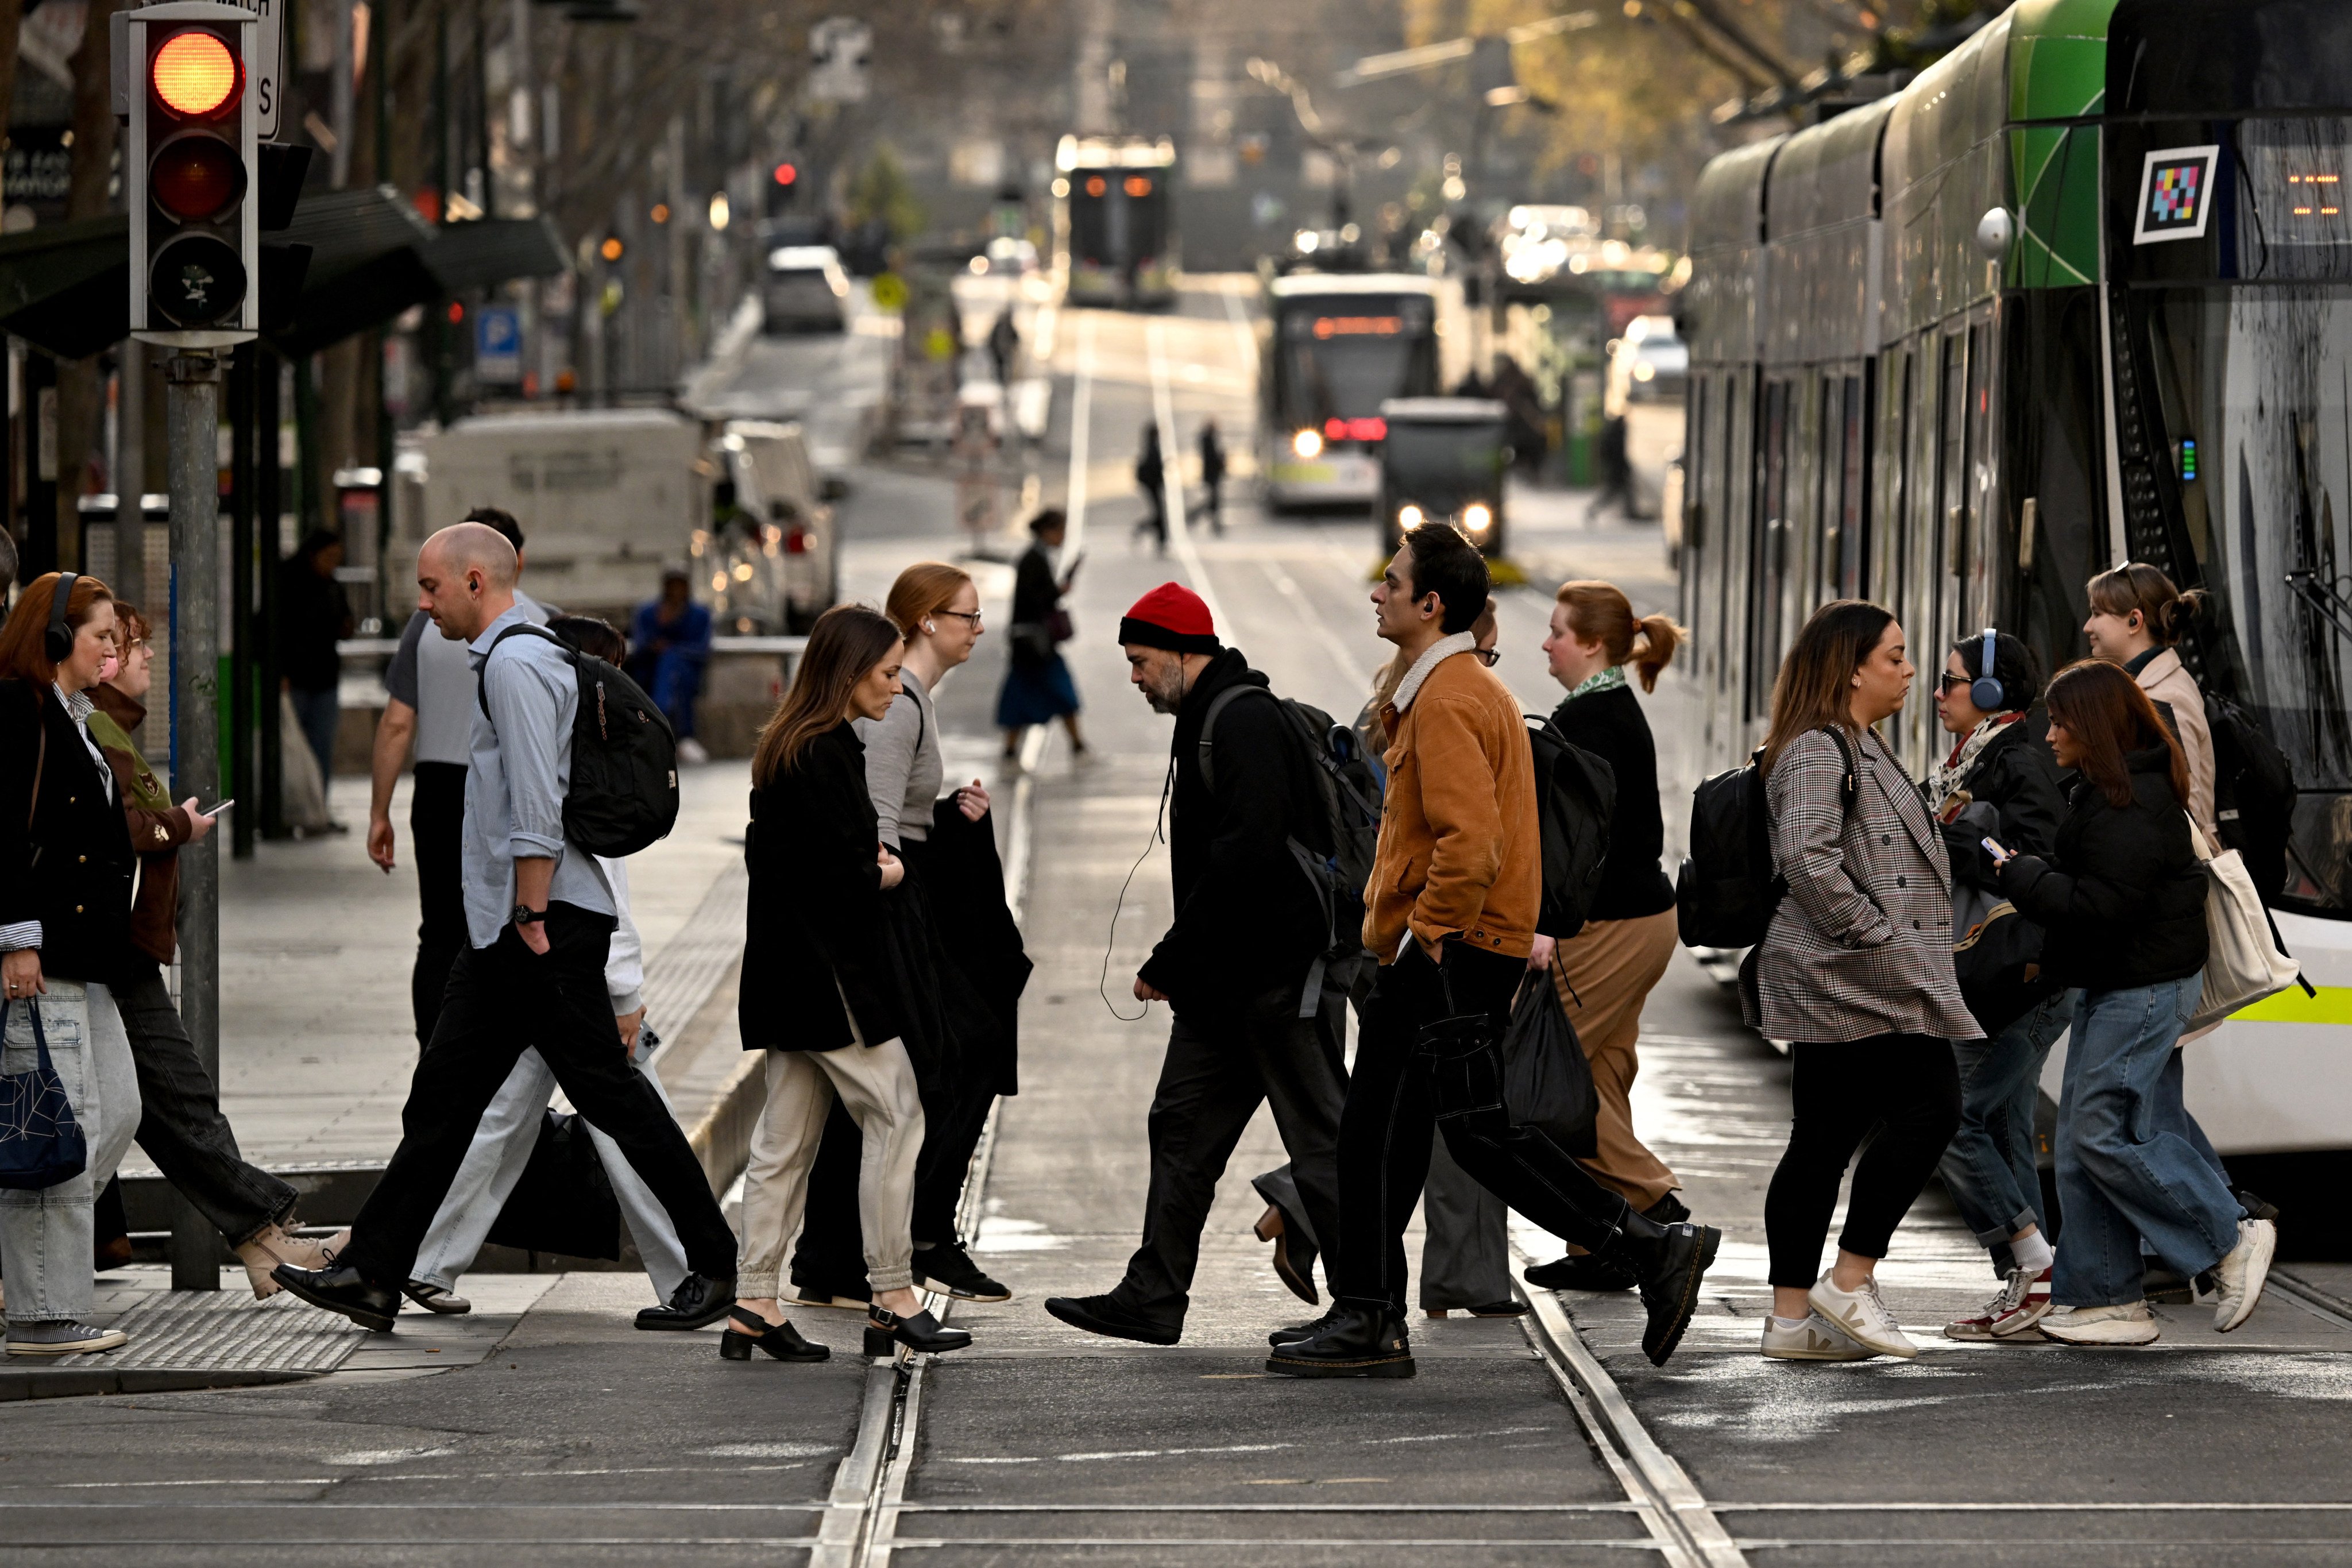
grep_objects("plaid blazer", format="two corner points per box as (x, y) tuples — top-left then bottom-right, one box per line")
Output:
(1745, 727), (1982, 1044)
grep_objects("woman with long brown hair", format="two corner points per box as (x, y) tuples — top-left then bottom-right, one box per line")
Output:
(730, 604), (971, 1362)
(1993, 659), (2273, 1345)
(1752, 600), (1976, 1363)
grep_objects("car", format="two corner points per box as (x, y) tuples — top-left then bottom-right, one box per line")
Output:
(762, 244), (851, 334)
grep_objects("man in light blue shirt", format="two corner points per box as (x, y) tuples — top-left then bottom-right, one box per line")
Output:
(273, 523), (739, 1335)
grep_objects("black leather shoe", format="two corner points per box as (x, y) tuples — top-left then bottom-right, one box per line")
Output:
(1269, 1304), (1343, 1348)
(1524, 1252), (1640, 1292)
(1044, 1293), (1181, 1346)
(864, 1304), (972, 1356)
(719, 1307), (831, 1364)
(1630, 1222), (1721, 1368)
(634, 1272), (738, 1331)
(1253, 1203), (1319, 1306)
(1265, 1301), (1414, 1378)
(272, 1264), (399, 1333)
(913, 1240), (1012, 1303)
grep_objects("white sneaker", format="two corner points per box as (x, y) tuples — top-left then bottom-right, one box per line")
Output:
(1807, 1273), (1918, 1359)
(2040, 1301), (2160, 1345)
(1762, 1311), (1874, 1361)
(2211, 1217), (2277, 1333)
(677, 737), (710, 766)
(1945, 1266), (2052, 1342)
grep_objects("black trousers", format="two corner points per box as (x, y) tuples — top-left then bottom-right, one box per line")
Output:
(1103, 984), (1348, 1331)
(789, 1073), (1000, 1292)
(341, 904), (738, 1288)
(410, 761), (470, 1049)
(1764, 1033), (1963, 1288)
(1332, 941), (1632, 1315)
(115, 960), (298, 1247)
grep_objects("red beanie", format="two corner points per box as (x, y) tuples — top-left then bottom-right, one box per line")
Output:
(1119, 582), (1222, 655)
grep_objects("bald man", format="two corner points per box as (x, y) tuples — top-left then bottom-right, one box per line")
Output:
(273, 525), (739, 1333)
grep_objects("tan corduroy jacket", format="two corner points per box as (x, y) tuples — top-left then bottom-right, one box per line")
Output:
(1363, 642), (1540, 964)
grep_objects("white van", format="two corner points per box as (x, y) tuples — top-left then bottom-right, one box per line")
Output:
(704, 420), (839, 634)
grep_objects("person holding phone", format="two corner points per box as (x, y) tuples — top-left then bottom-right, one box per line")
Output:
(996, 510), (1088, 762)
(1993, 660), (2275, 1345)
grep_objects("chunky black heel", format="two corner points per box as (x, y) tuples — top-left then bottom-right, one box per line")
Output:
(719, 1308), (831, 1364)
(864, 1303), (972, 1356)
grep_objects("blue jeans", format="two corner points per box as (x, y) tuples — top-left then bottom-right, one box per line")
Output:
(288, 685), (341, 779)
(1940, 988), (2077, 1269)
(647, 651), (705, 741)
(2052, 976), (2245, 1307)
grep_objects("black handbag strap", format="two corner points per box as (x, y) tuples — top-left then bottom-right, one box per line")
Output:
(0, 997), (54, 1078)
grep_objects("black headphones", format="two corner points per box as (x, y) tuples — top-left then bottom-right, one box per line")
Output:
(1968, 626), (2006, 711)
(44, 572), (78, 664)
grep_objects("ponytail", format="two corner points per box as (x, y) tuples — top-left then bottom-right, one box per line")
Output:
(1629, 613), (1681, 693)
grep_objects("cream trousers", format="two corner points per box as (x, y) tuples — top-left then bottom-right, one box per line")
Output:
(736, 1040), (925, 1295)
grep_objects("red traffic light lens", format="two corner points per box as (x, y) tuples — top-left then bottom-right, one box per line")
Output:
(150, 133), (245, 221)
(153, 30), (241, 119)
(774, 163), (797, 186)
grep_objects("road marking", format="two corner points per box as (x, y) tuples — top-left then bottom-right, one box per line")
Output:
(1261, 558), (1372, 690)
(1064, 310), (1096, 558)
(1145, 315), (1230, 633)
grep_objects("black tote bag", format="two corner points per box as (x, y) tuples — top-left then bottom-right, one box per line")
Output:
(0, 999), (89, 1191)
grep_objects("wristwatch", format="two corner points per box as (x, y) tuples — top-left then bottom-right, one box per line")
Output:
(509, 904), (548, 928)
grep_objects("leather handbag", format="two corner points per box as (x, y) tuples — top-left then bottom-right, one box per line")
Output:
(2185, 820), (2303, 1035)
(0, 999), (90, 1191)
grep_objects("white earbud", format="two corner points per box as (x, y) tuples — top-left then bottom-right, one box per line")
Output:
(922, 618), (936, 634)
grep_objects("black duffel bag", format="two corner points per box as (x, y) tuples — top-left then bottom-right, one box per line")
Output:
(485, 1110), (622, 1262)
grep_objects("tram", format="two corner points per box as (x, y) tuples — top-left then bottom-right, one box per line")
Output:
(1260, 272), (1444, 511)
(1055, 134), (1177, 310)
(1678, 0), (2352, 1158)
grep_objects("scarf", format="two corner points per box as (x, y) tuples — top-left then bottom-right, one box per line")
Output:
(1931, 711), (2025, 816)
(1565, 665), (1628, 702)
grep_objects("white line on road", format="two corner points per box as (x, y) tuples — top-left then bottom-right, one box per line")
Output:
(1064, 310), (1096, 559)
(1261, 558), (1371, 692)
(1145, 315), (1229, 632)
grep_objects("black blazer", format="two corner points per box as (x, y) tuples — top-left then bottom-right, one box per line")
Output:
(0, 679), (136, 984)
(1548, 682), (1675, 922)
(740, 720), (907, 1052)
(1998, 746), (2208, 992)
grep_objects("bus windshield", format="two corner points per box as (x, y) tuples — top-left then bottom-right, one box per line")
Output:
(1272, 295), (1437, 431)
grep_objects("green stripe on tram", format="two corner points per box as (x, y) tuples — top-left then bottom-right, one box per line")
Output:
(2230, 986), (2352, 1026)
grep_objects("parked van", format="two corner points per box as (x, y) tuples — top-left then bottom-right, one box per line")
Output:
(704, 420), (839, 634)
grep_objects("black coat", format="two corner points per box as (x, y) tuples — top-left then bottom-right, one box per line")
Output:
(1008, 545), (1061, 670)
(1547, 682), (1674, 922)
(909, 800), (1031, 1095)
(1998, 746), (2209, 992)
(1936, 715), (2069, 893)
(0, 680), (135, 985)
(740, 721), (907, 1052)
(1136, 648), (1327, 1017)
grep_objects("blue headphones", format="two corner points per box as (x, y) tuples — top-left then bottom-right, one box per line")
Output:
(44, 572), (78, 663)
(1969, 626), (2006, 711)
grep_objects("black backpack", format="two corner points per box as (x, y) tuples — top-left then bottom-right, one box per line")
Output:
(476, 623), (681, 858)
(2204, 692), (2297, 898)
(1199, 685), (1384, 1014)
(1676, 727), (1855, 950)
(1525, 716), (1616, 940)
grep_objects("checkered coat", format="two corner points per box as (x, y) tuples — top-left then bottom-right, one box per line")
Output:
(1744, 727), (1983, 1044)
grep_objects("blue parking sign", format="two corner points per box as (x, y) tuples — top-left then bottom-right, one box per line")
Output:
(476, 306), (522, 383)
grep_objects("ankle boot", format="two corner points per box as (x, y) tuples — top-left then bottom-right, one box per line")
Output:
(1609, 1219), (1723, 1368)
(235, 1223), (336, 1300)
(1264, 1300), (1414, 1379)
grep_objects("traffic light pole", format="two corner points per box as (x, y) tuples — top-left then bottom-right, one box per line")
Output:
(167, 350), (223, 1290)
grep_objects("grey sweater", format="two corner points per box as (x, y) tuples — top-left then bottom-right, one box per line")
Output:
(855, 668), (941, 847)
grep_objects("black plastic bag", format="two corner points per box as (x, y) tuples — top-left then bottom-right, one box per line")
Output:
(1501, 968), (1597, 1160)
(485, 1110), (621, 1261)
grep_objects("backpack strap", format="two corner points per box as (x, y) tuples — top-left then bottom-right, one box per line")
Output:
(1194, 683), (1272, 795)
(474, 621), (573, 724)
(1819, 725), (1858, 820)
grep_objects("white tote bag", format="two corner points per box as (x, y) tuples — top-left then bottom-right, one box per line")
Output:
(2185, 820), (2302, 1035)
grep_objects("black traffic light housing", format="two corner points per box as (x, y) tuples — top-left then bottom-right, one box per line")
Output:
(126, 2), (260, 344)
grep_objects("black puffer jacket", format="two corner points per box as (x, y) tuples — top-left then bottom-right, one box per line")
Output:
(1937, 715), (2068, 892)
(1997, 746), (2208, 992)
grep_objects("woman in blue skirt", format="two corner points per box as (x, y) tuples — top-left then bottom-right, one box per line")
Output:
(997, 510), (1088, 759)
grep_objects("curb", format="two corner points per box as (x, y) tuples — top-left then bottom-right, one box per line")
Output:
(0, 1366), (318, 1401)
(687, 1052), (766, 1197)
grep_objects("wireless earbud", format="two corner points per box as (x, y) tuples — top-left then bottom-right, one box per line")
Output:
(1968, 627), (2005, 710)
(922, 618), (937, 634)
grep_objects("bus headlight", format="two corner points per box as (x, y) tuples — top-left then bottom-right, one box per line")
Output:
(1397, 503), (1424, 530)
(1462, 503), (1493, 534)
(1292, 428), (1323, 458)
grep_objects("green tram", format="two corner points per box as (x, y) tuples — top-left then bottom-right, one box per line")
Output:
(1679, 0), (2352, 1158)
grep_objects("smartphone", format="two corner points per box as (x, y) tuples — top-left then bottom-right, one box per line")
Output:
(203, 798), (235, 818)
(1980, 835), (2010, 864)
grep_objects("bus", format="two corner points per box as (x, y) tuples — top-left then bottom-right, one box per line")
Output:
(1677, 0), (2352, 1163)
(1260, 272), (1443, 511)
(1055, 134), (1177, 309)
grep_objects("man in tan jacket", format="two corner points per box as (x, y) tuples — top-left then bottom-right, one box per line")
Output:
(1268, 524), (1720, 1380)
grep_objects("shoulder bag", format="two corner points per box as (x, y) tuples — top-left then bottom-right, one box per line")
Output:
(0, 999), (89, 1190)
(2184, 819), (2304, 1036)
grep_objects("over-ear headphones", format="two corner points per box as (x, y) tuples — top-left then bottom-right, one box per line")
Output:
(1968, 626), (2006, 711)
(45, 572), (78, 664)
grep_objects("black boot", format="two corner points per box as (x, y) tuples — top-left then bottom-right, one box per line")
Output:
(1612, 1217), (1722, 1368)
(865, 1303), (972, 1357)
(1523, 1252), (1640, 1292)
(1268, 1303), (1345, 1349)
(272, 1264), (400, 1333)
(1264, 1300), (1414, 1378)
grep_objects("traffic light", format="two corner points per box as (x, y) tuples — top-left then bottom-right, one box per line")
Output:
(127, 3), (260, 342)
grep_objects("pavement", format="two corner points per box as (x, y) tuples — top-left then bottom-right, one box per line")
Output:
(10, 280), (2350, 1565)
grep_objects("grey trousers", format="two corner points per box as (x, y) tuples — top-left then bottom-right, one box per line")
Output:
(411, 1043), (690, 1301)
(1419, 1128), (1513, 1309)
(0, 982), (141, 1323)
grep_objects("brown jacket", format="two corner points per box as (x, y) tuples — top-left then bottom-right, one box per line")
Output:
(1363, 640), (1540, 964)
(89, 684), (193, 966)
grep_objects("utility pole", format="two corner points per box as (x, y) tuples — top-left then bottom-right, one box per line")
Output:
(166, 350), (222, 1289)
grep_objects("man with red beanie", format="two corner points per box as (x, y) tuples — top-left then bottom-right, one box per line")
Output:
(1043, 582), (1350, 1346)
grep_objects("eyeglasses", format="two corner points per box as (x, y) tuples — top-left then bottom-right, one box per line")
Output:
(936, 609), (983, 629)
(1934, 673), (1971, 694)
(1473, 648), (1501, 667)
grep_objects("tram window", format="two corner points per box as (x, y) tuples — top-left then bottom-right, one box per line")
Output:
(1751, 379), (1790, 721)
(1814, 376), (1839, 606)
(1964, 321), (1995, 629)
(1840, 374), (1866, 597)
(1938, 331), (1967, 642)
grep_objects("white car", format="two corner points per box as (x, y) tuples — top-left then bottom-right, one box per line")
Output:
(762, 245), (850, 334)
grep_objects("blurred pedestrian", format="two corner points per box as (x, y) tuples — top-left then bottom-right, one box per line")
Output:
(1195, 419), (1227, 535)
(629, 567), (715, 767)
(1270, 527), (1718, 1380)
(1587, 415), (1631, 523)
(1995, 660), (2275, 1346)
(90, 601), (336, 1299)
(0, 572), (140, 1355)
(371, 507), (547, 1048)
(280, 530), (354, 800)
(1044, 584), (1347, 1346)
(2084, 562), (2216, 838)
(1924, 629), (2075, 1342)
(1133, 422), (1167, 554)
(272, 524), (739, 1335)
(788, 565), (1029, 1310)
(987, 308), (1019, 386)
(996, 510), (1087, 760)
(1520, 582), (1693, 1293)
(1752, 601), (1972, 1364)
(406, 617), (699, 1323)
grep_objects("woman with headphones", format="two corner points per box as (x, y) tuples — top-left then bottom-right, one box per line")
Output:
(0, 573), (143, 1355)
(1926, 628), (2072, 1341)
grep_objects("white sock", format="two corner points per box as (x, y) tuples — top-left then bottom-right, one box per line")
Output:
(2012, 1232), (2055, 1275)
(1770, 1314), (1810, 1328)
